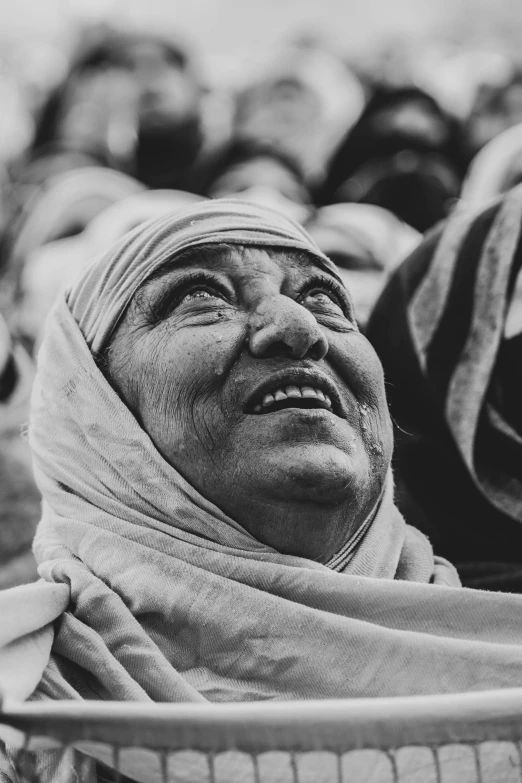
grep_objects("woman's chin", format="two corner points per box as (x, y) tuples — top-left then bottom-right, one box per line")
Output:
(258, 443), (373, 507)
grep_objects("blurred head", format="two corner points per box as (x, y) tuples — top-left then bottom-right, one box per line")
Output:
(467, 70), (522, 154)
(208, 141), (311, 223)
(32, 31), (203, 171)
(128, 38), (201, 131)
(321, 85), (466, 222)
(338, 153), (460, 232)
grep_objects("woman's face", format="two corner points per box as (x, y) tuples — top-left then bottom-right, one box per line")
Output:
(106, 246), (393, 561)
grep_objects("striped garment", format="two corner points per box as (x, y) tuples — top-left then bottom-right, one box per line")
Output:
(367, 185), (522, 590)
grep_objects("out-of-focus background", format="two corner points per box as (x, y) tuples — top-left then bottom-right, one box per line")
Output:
(4, 0), (522, 60)
(1, 0), (522, 588)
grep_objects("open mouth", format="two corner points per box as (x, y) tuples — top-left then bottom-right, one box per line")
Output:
(247, 383), (337, 415)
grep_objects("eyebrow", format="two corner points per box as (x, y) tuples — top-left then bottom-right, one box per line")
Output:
(135, 248), (350, 311)
(142, 246), (246, 289)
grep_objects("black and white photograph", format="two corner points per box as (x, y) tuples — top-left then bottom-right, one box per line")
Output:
(0, 0), (522, 780)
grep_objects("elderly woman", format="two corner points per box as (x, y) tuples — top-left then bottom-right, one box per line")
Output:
(3, 200), (522, 781)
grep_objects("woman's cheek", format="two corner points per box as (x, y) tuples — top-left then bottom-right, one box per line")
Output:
(328, 332), (385, 403)
(363, 406), (392, 466)
(143, 321), (243, 421)
(329, 334), (392, 465)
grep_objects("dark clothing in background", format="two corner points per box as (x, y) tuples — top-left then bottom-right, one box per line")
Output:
(367, 188), (522, 591)
(319, 86), (468, 232)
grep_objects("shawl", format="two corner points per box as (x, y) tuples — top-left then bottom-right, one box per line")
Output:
(367, 185), (522, 589)
(26, 198), (522, 712)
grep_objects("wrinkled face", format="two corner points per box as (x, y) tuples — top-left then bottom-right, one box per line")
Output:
(106, 245), (393, 561)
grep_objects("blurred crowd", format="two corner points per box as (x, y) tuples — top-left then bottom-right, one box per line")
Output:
(1, 23), (522, 588)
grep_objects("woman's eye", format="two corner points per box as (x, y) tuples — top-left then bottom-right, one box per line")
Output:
(305, 292), (335, 305)
(180, 288), (225, 305)
(301, 290), (343, 311)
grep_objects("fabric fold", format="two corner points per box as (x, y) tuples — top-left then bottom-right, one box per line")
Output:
(25, 198), (522, 709)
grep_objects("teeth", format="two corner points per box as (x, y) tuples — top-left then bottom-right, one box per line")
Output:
(255, 384), (334, 412)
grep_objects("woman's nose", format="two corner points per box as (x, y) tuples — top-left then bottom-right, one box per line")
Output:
(248, 295), (329, 360)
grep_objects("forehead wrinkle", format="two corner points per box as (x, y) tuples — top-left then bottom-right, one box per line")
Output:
(128, 244), (348, 323)
(235, 247), (286, 297)
(144, 246), (246, 287)
(134, 244), (327, 294)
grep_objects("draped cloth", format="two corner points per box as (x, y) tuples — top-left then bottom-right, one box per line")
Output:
(367, 185), (522, 589)
(25, 199), (522, 713)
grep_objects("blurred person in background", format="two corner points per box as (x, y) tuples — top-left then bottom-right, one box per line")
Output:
(2, 167), (143, 353)
(319, 85), (467, 232)
(234, 39), (365, 186)
(460, 122), (522, 208)
(417, 48), (514, 125)
(206, 139), (312, 224)
(0, 71), (34, 167)
(15, 28), (219, 194)
(206, 139), (419, 325)
(465, 66), (522, 159)
(0, 67), (35, 246)
(0, 311), (39, 590)
(367, 185), (522, 592)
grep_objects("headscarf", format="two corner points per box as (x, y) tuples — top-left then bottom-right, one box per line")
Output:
(18, 189), (201, 351)
(367, 185), (522, 590)
(27, 198), (522, 721)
